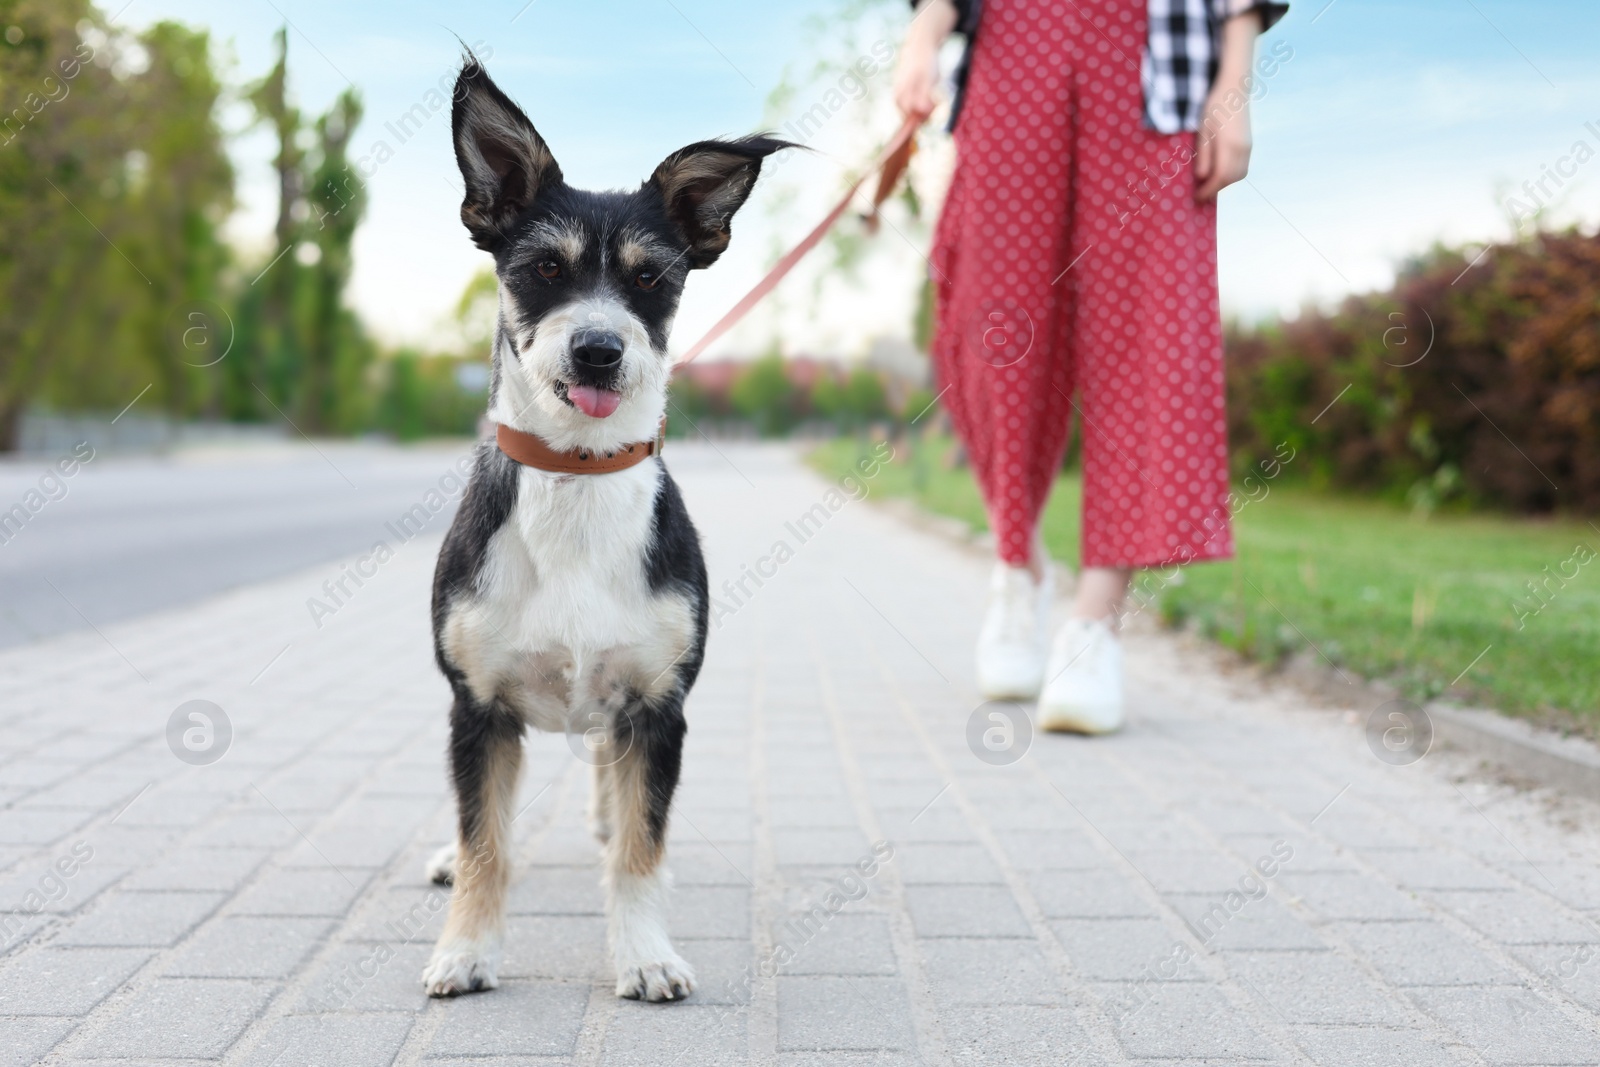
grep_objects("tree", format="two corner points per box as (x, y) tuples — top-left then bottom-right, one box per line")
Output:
(840, 365), (887, 426)
(0, 1), (234, 448)
(730, 352), (799, 436)
(231, 27), (372, 433)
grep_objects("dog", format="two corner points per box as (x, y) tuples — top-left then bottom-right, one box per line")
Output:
(420, 58), (788, 1001)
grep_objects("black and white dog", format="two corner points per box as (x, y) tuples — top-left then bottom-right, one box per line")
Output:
(421, 59), (787, 1001)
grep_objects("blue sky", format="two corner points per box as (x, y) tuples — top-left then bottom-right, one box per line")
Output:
(117, 0), (1600, 354)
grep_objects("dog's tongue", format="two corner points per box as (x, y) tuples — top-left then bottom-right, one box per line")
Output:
(568, 385), (621, 419)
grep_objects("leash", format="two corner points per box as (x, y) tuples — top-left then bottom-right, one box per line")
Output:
(673, 117), (921, 368)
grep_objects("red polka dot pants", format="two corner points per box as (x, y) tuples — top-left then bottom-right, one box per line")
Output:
(929, 0), (1235, 570)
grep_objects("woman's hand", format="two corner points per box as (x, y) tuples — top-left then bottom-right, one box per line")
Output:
(1194, 12), (1262, 202)
(1193, 95), (1252, 202)
(894, 0), (958, 124)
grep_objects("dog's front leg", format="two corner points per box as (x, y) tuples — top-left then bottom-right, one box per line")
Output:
(588, 759), (614, 846)
(604, 695), (694, 1001)
(424, 692), (524, 996)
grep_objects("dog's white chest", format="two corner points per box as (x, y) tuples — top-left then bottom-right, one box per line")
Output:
(443, 462), (693, 730)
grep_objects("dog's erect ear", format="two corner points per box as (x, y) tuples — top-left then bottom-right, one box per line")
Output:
(648, 135), (793, 269)
(452, 59), (561, 252)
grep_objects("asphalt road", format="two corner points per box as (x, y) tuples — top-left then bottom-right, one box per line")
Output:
(0, 440), (477, 650)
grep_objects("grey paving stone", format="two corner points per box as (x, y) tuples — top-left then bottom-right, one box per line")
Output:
(1337, 920), (1520, 986)
(1365, 850), (1513, 892)
(507, 865), (605, 915)
(1184, 802), (1293, 837)
(0, 1016), (75, 1067)
(1124, 849), (1252, 894)
(426, 979), (588, 1057)
(1097, 980), (1282, 1061)
(259, 768), (365, 813)
(668, 842), (755, 886)
(1428, 889), (1600, 945)
(1166, 893), (1325, 951)
(161, 916), (333, 978)
(772, 828), (871, 867)
(893, 842), (1005, 885)
(1312, 812), (1426, 851)
(56, 891), (226, 947)
(1029, 869), (1158, 919)
(500, 916), (608, 981)
(776, 1054), (921, 1067)
(1291, 1025), (1466, 1067)
(1050, 918), (1188, 982)
(88, 826), (184, 870)
(121, 846), (270, 892)
(992, 830), (1105, 871)
(238, 1012), (415, 1067)
(0, 807), (95, 846)
(1225, 950), (1406, 1025)
(904, 885), (1030, 938)
(920, 937), (1062, 1006)
(776, 975), (917, 1051)
(185, 810), (303, 849)
(20, 770), (152, 811)
(675, 938), (755, 1005)
(1527, 860), (1600, 910)
(1407, 985), (1600, 1064)
(941, 1005), (1099, 1066)
(1228, 834), (1361, 874)
(602, 1002), (746, 1067)
(111, 789), (232, 830)
(876, 803), (977, 843)
(0, 851), (129, 917)
(768, 793), (860, 829)
(343, 884), (452, 944)
(1512, 941), (1600, 1012)
(297, 939), (432, 1014)
(1276, 871), (1429, 920)
(230, 865), (373, 917)
(0, 921), (56, 961)
(0, 946), (152, 1015)
(79, 977), (277, 1058)
(776, 912), (897, 976)
(669, 884), (751, 940)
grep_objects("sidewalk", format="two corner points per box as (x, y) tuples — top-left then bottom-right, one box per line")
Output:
(3, 441), (1600, 1065)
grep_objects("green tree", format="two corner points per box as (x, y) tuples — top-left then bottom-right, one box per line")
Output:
(301, 87), (369, 432)
(230, 27), (371, 433)
(730, 352), (799, 436)
(0, 1), (234, 447)
(840, 365), (887, 426)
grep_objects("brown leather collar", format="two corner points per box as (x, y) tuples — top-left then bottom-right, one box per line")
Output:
(495, 419), (665, 475)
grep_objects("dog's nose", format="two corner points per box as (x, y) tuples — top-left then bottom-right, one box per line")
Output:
(571, 330), (624, 370)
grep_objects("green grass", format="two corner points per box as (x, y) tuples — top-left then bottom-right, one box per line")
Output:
(813, 435), (1600, 730)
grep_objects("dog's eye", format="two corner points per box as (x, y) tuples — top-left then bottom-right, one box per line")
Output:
(635, 271), (660, 291)
(536, 260), (561, 279)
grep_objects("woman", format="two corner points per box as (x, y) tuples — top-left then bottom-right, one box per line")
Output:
(895, 0), (1288, 733)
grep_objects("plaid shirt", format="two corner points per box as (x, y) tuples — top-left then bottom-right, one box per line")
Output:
(926, 0), (1288, 134)
(1143, 0), (1289, 133)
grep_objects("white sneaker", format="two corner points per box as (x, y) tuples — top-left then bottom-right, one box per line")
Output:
(976, 563), (1051, 700)
(1037, 617), (1125, 734)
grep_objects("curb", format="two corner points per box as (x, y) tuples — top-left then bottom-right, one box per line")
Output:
(1429, 703), (1600, 802)
(869, 481), (1600, 803)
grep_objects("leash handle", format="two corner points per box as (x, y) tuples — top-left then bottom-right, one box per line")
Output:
(673, 117), (921, 368)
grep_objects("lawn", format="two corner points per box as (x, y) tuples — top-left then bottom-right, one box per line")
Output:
(811, 435), (1600, 730)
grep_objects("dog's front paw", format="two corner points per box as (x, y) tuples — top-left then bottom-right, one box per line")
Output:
(425, 842), (458, 886)
(616, 955), (696, 1002)
(423, 941), (500, 997)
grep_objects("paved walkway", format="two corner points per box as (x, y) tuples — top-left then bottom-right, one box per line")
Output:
(3, 442), (1600, 1066)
